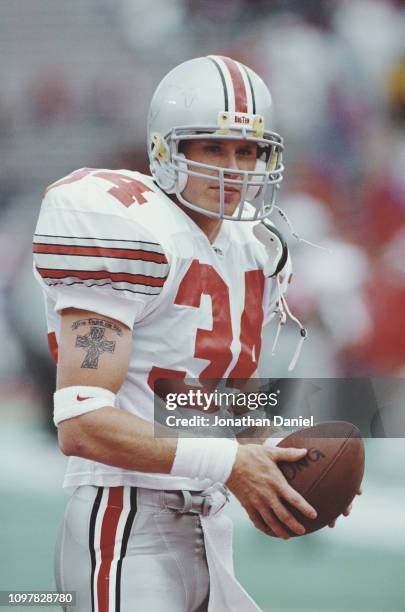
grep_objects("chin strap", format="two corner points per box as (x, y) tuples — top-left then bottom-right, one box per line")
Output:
(274, 205), (331, 253)
(253, 218), (308, 371)
(271, 274), (308, 372)
(266, 203), (330, 371)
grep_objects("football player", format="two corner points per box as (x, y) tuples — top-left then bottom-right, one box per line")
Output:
(33, 56), (319, 612)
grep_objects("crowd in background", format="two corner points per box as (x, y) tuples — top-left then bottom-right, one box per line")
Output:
(1, 0), (405, 429)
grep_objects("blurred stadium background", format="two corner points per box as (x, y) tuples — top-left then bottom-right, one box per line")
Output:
(1, 1), (405, 610)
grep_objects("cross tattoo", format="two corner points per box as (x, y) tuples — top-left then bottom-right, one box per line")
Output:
(75, 326), (116, 369)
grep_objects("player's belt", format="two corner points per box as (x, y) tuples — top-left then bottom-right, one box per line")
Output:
(163, 483), (229, 517)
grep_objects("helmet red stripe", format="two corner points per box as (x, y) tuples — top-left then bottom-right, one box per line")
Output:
(219, 56), (248, 113)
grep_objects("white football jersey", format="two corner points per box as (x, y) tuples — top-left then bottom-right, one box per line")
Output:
(33, 168), (278, 490)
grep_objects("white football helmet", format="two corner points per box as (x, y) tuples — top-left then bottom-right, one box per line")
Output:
(147, 55), (284, 221)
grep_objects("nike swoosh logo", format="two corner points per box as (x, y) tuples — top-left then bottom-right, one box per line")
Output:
(77, 395), (93, 401)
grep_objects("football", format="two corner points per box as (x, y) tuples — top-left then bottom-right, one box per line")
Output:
(275, 421), (365, 536)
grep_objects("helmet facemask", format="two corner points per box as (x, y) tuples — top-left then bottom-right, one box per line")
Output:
(150, 116), (284, 221)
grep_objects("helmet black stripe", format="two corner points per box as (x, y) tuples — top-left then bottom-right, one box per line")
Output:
(115, 488), (138, 612)
(242, 65), (256, 115)
(208, 56), (229, 112)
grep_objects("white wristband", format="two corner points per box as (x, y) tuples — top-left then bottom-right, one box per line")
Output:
(53, 385), (116, 426)
(171, 437), (238, 484)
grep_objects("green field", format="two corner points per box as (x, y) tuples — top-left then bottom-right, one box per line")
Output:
(1, 426), (404, 611)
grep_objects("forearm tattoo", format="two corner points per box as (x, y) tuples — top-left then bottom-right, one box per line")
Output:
(72, 318), (122, 369)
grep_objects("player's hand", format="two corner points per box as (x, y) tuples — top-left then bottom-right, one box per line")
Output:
(226, 444), (317, 540)
(328, 488), (362, 528)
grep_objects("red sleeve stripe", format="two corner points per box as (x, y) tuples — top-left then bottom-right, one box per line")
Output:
(36, 267), (167, 287)
(47, 332), (58, 364)
(219, 56), (248, 114)
(45, 281), (161, 295)
(33, 243), (167, 264)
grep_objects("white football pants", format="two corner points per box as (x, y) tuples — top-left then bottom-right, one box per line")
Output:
(55, 484), (261, 612)
(55, 485), (218, 612)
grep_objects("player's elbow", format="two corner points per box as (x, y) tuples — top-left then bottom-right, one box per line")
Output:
(57, 419), (89, 457)
(58, 430), (79, 457)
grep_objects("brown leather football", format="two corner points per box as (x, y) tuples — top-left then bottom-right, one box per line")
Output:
(274, 421), (365, 536)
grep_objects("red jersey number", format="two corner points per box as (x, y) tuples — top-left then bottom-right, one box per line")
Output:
(45, 169), (152, 207)
(148, 260), (265, 398)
